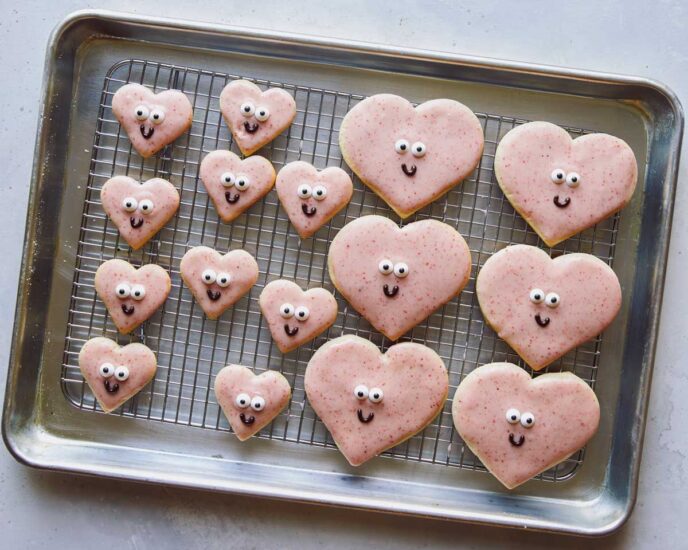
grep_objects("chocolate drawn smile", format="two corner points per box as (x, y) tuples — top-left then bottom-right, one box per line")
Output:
(509, 433), (525, 447)
(121, 304), (135, 315)
(357, 409), (374, 423)
(139, 125), (154, 139)
(244, 121), (259, 133)
(534, 313), (550, 327)
(225, 191), (240, 204)
(104, 379), (120, 394)
(239, 412), (255, 425)
(284, 324), (299, 337)
(130, 217), (144, 228)
(401, 163), (417, 177)
(383, 284), (399, 298)
(553, 195), (571, 208)
(302, 203), (317, 217)
(207, 289), (221, 301)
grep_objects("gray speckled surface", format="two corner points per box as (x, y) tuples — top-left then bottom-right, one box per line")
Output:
(1, 1), (686, 548)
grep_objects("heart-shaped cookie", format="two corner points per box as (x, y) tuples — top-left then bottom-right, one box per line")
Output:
(495, 121), (637, 246)
(220, 80), (296, 156)
(328, 215), (472, 341)
(452, 362), (600, 489)
(95, 259), (171, 334)
(214, 364), (291, 441)
(101, 176), (180, 250)
(259, 280), (337, 353)
(276, 161), (353, 238)
(79, 337), (158, 413)
(305, 335), (448, 466)
(199, 150), (276, 223)
(111, 83), (193, 158)
(476, 245), (621, 370)
(180, 246), (259, 320)
(339, 94), (484, 218)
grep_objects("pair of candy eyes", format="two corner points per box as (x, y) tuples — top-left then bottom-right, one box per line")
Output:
(354, 384), (384, 403)
(297, 184), (327, 200)
(394, 139), (426, 157)
(550, 169), (581, 187)
(99, 363), (130, 381)
(201, 269), (231, 287)
(240, 102), (270, 122)
(506, 408), (535, 428)
(122, 197), (154, 214)
(529, 288), (560, 308)
(115, 282), (146, 300)
(234, 393), (266, 411)
(134, 105), (165, 124)
(378, 260), (409, 278)
(279, 303), (310, 321)
(220, 173), (250, 190)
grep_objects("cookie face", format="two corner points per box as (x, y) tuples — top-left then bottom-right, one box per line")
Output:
(275, 161), (353, 238)
(199, 150), (276, 222)
(179, 247), (259, 320)
(305, 335), (448, 466)
(79, 337), (157, 413)
(339, 94), (484, 218)
(328, 215), (472, 341)
(100, 176), (180, 250)
(452, 363), (600, 489)
(220, 80), (296, 156)
(476, 245), (621, 370)
(258, 280), (338, 353)
(495, 121), (637, 246)
(214, 365), (291, 441)
(111, 83), (193, 158)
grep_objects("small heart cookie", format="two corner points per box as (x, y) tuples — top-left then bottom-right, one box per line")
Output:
(476, 245), (621, 370)
(328, 215), (472, 340)
(305, 335), (448, 466)
(180, 246), (259, 320)
(79, 337), (158, 413)
(495, 121), (637, 246)
(259, 280), (337, 353)
(112, 83), (193, 158)
(339, 94), (484, 218)
(220, 80), (296, 156)
(214, 365), (291, 441)
(199, 150), (276, 222)
(95, 259), (171, 334)
(452, 362), (600, 489)
(276, 161), (353, 238)
(101, 176), (180, 250)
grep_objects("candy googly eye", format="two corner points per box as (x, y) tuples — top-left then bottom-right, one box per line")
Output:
(254, 107), (270, 122)
(368, 387), (384, 403)
(235, 393), (251, 408)
(566, 172), (581, 188)
(550, 169), (566, 184)
(201, 268), (217, 285)
(378, 259), (393, 275)
(354, 384), (369, 400)
(99, 362), (115, 378)
(529, 288), (545, 304)
(235, 175), (250, 191)
(114, 366), (130, 381)
(297, 184), (312, 199)
(134, 105), (149, 121)
(130, 284), (146, 301)
(411, 142), (426, 157)
(394, 139), (410, 154)
(138, 199), (154, 214)
(520, 412), (535, 428)
(220, 172), (236, 187)
(216, 272), (231, 288)
(115, 282), (131, 299)
(149, 109), (165, 125)
(295, 306), (310, 321)
(280, 303), (295, 318)
(312, 185), (327, 201)
(240, 102), (256, 117)
(393, 262), (409, 278)
(505, 408), (521, 424)
(122, 197), (138, 212)
(545, 292), (560, 308)
(251, 395), (266, 411)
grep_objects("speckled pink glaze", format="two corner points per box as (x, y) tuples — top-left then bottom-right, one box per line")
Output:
(339, 94), (484, 218)
(79, 337), (157, 413)
(275, 161), (353, 238)
(476, 245), (621, 371)
(179, 247), (259, 320)
(100, 176), (180, 250)
(452, 363), (599, 489)
(305, 335), (448, 466)
(219, 80), (296, 156)
(495, 121), (637, 246)
(259, 280), (337, 353)
(214, 365), (291, 441)
(199, 150), (276, 222)
(111, 83), (193, 158)
(328, 216), (471, 341)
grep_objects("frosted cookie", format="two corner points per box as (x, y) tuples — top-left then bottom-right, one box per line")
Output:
(95, 259), (171, 334)
(339, 94), (484, 218)
(495, 121), (637, 246)
(452, 362), (600, 489)
(111, 83), (193, 158)
(179, 246), (259, 320)
(79, 337), (157, 413)
(476, 245), (621, 370)
(328, 215), (471, 341)
(305, 335), (448, 466)
(214, 365), (291, 441)
(101, 176), (180, 250)
(259, 280), (337, 353)
(220, 80), (296, 156)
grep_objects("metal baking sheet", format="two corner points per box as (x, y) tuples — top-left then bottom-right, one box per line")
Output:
(2, 9), (683, 536)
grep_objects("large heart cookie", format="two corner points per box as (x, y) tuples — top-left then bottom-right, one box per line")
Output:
(101, 176), (180, 250)
(495, 121), (637, 246)
(452, 362), (600, 489)
(339, 94), (484, 218)
(79, 337), (158, 413)
(111, 83), (193, 158)
(276, 161), (353, 238)
(476, 245), (621, 370)
(305, 335), (448, 466)
(328, 215), (471, 340)
(95, 259), (171, 334)
(214, 365), (291, 441)
(180, 246), (259, 320)
(220, 80), (296, 156)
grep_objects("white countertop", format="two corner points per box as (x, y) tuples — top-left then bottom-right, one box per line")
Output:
(1, 1), (686, 547)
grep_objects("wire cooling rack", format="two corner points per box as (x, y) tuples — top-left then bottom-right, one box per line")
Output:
(60, 58), (620, 483)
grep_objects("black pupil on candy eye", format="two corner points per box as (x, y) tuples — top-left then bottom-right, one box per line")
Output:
(244, 106), (250, 112)
(571, 176), (577, 182)
(535, 294), (541, 300)
(400, 144), (406, 150)
(416, 146), (422, 152)
(358, 391), (364, 397)
(398, 268), (405, 274)
(384, 264), (390, 270)
(316, 190), (323, 196)
(373, 393), (380, 399)
(298, 311), (305, 317)
(526, 418), (532, 424)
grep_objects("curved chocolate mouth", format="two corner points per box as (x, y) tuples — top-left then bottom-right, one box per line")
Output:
(244, 121), (259, 133)
(104, 379), (120, 394)
(284, 324), (299, 337)
(553, 195), (571, 208)
(509, 433), (525, 447)
(357, 409), (374, 423)
(130, 217), (144, 228)
(207, 289), (221, 301)
(383, 284), (399, 298)
(225, 191), (240, 204)
(239, 412), (255, 425)
(534, 313), (550, 327)
(121, 304), (135, 315)
(401, 163), (417, 177)
(302, 203), (317, 217)
(140, 125), (154, 139)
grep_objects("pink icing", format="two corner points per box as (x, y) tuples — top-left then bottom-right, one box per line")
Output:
(275, 161), (353, 238)
(495, 121), (638, 246)
(305, 335), (448, 466)
(476, 245), (621, 370)
(452, 362), (600, 489)
(328, 215), (472, 341)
